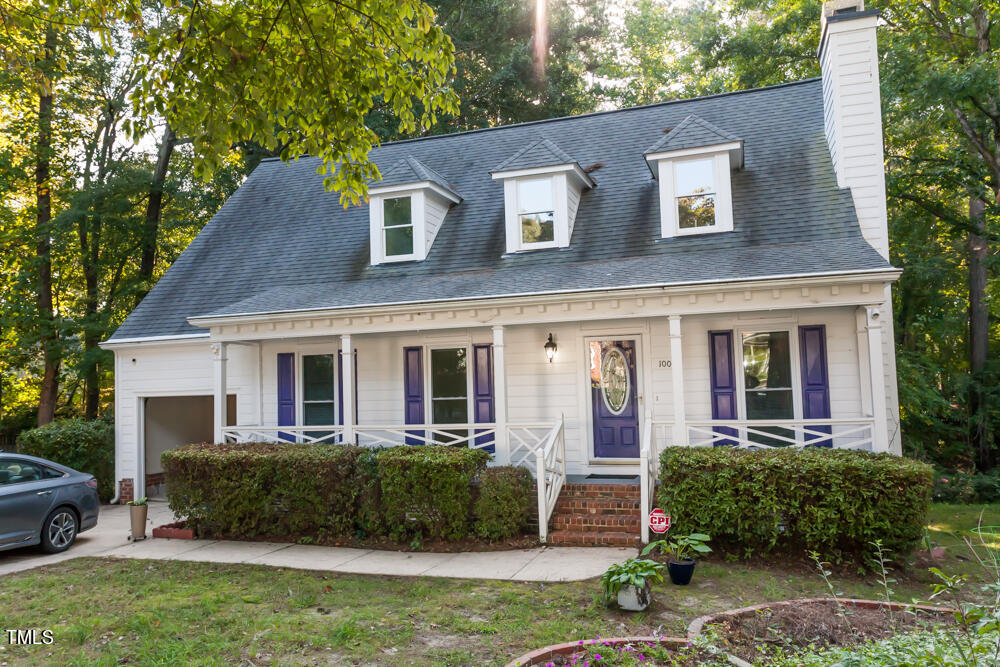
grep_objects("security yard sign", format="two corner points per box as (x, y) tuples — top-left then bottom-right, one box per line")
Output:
(649, 508), (671, 534)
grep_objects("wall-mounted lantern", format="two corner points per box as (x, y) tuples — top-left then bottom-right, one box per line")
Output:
(544, 333), (558, 363)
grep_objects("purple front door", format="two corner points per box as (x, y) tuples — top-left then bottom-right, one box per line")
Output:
(590, 340), (640, 459)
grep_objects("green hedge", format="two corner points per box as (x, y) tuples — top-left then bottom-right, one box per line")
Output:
(17, 418), (115, 501)
(379, 446), (490, 541)
(162, 444), (363, 538)
(162, 443), (518, 543)
(657, 447), (933, 562)
(474, 466), (534, 540)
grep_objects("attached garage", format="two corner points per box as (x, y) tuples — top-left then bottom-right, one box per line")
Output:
(142, 395), (235, 498)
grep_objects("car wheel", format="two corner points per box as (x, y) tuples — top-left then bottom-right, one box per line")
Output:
(40, 508), (77, 554)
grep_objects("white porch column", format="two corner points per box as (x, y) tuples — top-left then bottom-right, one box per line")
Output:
(492, 325), (510, 465)
(668, 315), (687, 446)
(865, 305), (890, 452)
(212, 342), (228, 443)
(341, 334), (355, 444)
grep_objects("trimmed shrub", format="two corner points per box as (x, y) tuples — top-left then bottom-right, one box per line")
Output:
(658, 447), (933, 563)
(354, 447), (384, 538)
(162, 443), (363, 538)
(474, 466), (533, 540)
(378, 446), (490, 540)
(17, 418), (114, 501)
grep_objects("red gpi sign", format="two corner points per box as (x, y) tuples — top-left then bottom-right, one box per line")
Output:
(649, 508), (671, 534)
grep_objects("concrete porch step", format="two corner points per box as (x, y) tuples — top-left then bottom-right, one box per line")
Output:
(552, 513), (641, 531)
(548, 529), (641, 547)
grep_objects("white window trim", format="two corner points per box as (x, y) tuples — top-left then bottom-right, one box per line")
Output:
(733, 325), (803, 425)
(369, 190), (425, 264)
(423, 344), (474, 429)
(499, 173), (570, 253)
(654, 151), (734, 238)
(296, 351), (340, 428)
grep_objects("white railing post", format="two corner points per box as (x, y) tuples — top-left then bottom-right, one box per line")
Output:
(492, 325), (510, 465)
(341, 334), (355, 444)
(669, 316), (687, 446)
(212, 342), (228, 444)
(865, 306), (890, 452)
(536, 447), (548, 543)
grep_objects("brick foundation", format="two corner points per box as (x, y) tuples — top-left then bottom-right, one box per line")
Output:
(119, 478), (134, 504)
(546, 482), (641, 547)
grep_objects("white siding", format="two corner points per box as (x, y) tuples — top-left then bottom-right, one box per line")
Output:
(113, 342), (258, 489)
(229, 306), (867, 476)
(423, 190), (451, 254)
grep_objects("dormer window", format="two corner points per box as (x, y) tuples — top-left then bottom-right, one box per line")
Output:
(491, 137), (594, 254)
(382, 196), (415, 258)
(644, 115), (743, 239)
(675, 157), (717, 230)
(518, 177), (556, 247)
(368, 157), (461, 266)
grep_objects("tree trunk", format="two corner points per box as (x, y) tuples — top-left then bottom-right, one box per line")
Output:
(35, 26), (59, 427)
(136, 122), (176, 306)
(968, 196), (990, 469)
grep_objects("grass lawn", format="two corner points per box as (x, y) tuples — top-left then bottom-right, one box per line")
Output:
(1, 504), (998, 666)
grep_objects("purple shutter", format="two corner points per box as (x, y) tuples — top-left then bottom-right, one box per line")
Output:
(337, 350), (359, 444)
(799, 325), (832, 446)
(472, 344), (495, 453)
(708, 331), (738, 446)
(403, 347), (425, 445)
(277, 353), (295, 442)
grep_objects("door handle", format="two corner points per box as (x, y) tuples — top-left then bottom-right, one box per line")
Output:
(36, 490), (52, 496)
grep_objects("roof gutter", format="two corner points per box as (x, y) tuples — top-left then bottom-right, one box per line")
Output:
(186, 267), (901, 329)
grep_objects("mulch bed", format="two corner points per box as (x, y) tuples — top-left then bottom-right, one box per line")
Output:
(693, 598), (955, 663)
(153, 521), (540, 552)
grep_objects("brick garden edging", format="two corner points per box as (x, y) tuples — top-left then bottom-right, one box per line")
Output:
(505, 636), (689, 667)
(151, 522), (195, 540)
(686, 597), (958, 640)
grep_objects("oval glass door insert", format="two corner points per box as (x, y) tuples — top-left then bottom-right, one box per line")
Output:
(601, 348), (629, 415)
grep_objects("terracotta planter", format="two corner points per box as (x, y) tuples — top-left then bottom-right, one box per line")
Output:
(507, 636), (689, 667)
(129, 504), (148, 540)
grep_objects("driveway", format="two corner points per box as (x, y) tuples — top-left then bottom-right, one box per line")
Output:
(0, 500), (175, 576)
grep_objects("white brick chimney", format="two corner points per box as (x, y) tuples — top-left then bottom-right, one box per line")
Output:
(818, 0), (888, 260)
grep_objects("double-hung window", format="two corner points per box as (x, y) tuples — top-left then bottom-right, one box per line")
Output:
(741, 331), (794, 446)
(382, 196), (414, 259)
(302, 354), (336, 427)
(517, 177), (556, 247)
(429, 347), (469, 442)
(675, 158), (717, 230)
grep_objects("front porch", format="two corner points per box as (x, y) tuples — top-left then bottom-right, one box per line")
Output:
(193, 284), (894, 544)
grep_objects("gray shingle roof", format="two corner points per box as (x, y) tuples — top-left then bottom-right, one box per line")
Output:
(373, 156), (461, 200)
(109, 78), (891, 341)
(644, 114), (743, 155)
(492, 137), (579, 172)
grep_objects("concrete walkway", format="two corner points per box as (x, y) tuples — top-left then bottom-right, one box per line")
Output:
(0, 501), (634, 581)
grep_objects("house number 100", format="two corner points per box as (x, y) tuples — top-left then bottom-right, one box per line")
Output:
(658, 360), (672, 368)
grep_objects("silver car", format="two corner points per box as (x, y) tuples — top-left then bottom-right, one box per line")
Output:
(0, 452), (100, 553)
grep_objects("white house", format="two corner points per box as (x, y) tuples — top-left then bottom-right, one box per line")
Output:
(102, 1), (900, 544)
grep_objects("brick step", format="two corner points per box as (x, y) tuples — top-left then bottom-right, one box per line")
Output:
(552, 513), (641, 531)
(547, 529), (641, 547)
(560, 483), (641, 499)
(554, 497), (641, 514)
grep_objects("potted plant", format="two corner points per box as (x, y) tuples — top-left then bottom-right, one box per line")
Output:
(127, 497), (148, 540)
(642, 533), (711, 586)
(600, 557), (664, 611)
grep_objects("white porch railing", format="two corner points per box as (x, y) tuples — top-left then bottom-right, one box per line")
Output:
(532, 415), (566, 543)
(221, 426), (345, 444)
(684, 418), (876, 450)
(639, 414), (657, 545)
